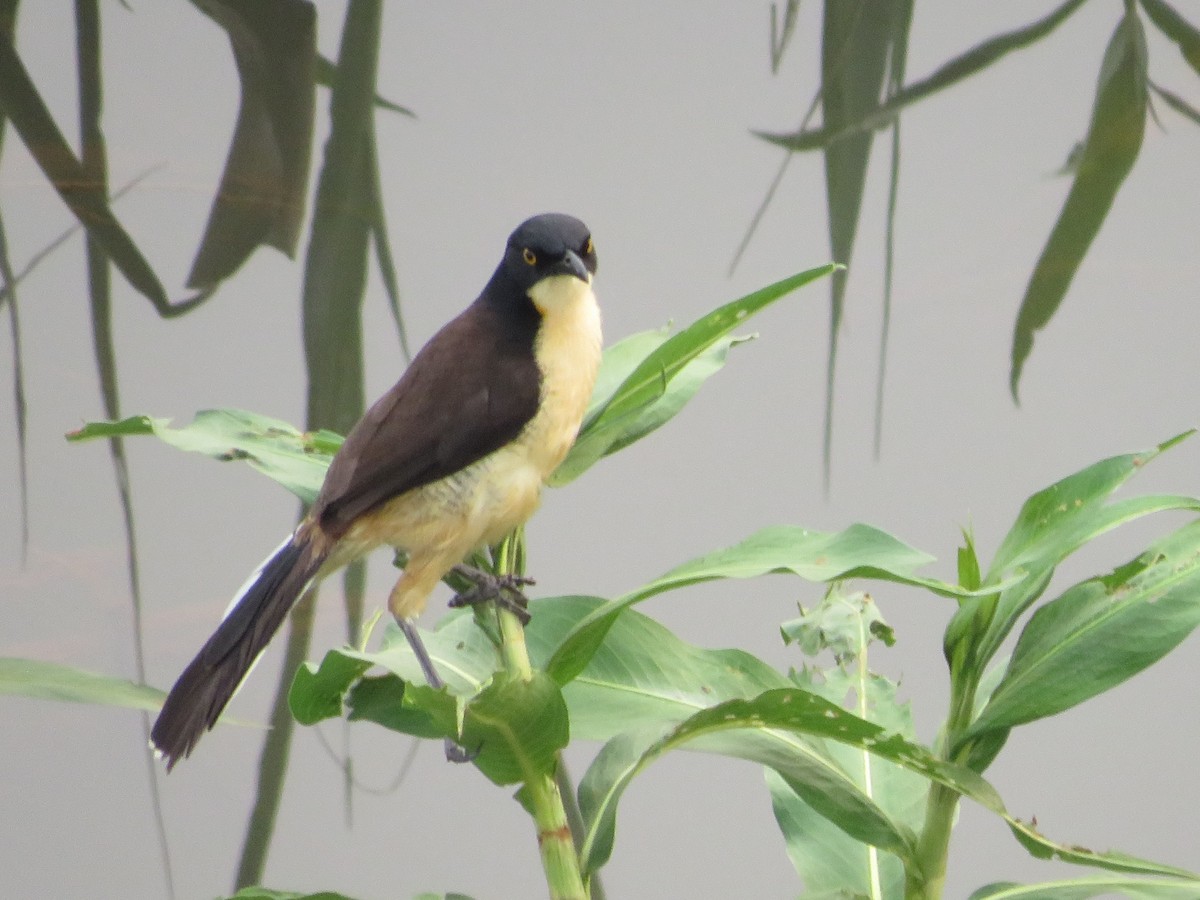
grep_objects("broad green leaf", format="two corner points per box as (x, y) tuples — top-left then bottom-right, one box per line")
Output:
(68, 410), (336, 504)
(289, 650), (372, 725)
(225, 890), (359, 900)
(579, 685), (1199, 883)
(551, 335), (753, 486)
(456, 670), (569, 786)
(545, 523), (958, 686)
(965, 518), (1200, 741)
(1140, 0), (1200, 76)
(311, 597), (792, 742)
(969, 878), (1200, 899)
(535, 596), (793, 740)
(756, 0), (1088, 153)
(0, 657), (163, 711)
(1010, 11), (1148, 398)
(973, 432), (1196, 666)
(290, 620), (567, 786)
(539, 595), (1195, 884)
(553, 265), (836, 486)
(186, 0), (316, 287)
(346, 675), (457, 742)
(576, 695), (918, 878)
(766, 770), (883, 900)
(579, 327), (671, 426)
(768, 667), (924, 898)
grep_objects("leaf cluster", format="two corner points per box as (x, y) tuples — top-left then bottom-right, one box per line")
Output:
(58, 269), (1200, 899)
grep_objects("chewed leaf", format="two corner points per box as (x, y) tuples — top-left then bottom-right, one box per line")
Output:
(68, 409), (336, 504)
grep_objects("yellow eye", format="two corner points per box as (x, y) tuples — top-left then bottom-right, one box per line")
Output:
(583, 237), (594, 256)
(522, 248), (537, 266)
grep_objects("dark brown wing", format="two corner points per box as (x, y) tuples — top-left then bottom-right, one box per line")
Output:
(312, 298), (541, 537)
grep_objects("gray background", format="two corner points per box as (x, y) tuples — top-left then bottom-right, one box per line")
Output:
(2, 3), (1198, 898)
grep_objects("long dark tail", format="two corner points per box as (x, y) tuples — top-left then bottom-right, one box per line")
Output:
(151, 533), (328, 769)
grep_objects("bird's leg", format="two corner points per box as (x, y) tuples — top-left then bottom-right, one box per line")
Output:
(446, 563), (535, 624)
(395, 618), (477, 764)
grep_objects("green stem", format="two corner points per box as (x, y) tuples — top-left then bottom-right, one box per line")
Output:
(907, 665), (981, 899)
(493, 531), (587, 900)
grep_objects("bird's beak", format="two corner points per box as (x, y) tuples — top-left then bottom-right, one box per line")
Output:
(552, 249), (589, 283)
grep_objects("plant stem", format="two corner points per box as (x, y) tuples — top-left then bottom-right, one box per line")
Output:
(907, 662), (982, 899)
(493, 531), (588, 900)
(908, 782), (957, 899)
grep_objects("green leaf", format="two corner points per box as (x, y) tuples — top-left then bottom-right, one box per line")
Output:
(289, 622), (567, 786)
(965, 517), (1200, 741)
(974, 432), (1196, 667)
(457, 670), (570, 786)
(224, 889), (360, 900)
(67, 409), (337, 504)
(577, 693), (919, 878)
(545, 522), (956, 687)
(1150, 79), (1200, 127)
(534, 595), (1194, 884)
(347, 675), (457, 742)
(186, 0), (317, 287)
(580, 327), (671, 424)
(1140, 0), (1200, 76)
(0, 657), (163, 711)
(536, 596), (793, 741)
(315, 52), (416, 116)
(769, 0), (802, 73)
(0, 29), (177, 311)
(552, 335), (752, 486)
(817, 0), (903, 487)
(958, 529), (982, 591)
(766, 771), (885, 900)
(968, 877), (1200, 899)
(289, 650), (372, 725)
(310, 596), (789, 743)
(302, 0), (383, 438)
(552, 264), (837, 486)
(578, 683), (1199, 883)
(756, 0), (1088, 153)
(1010, 10), (1148, 398)
(768, 668), (925, 897)
(780, 588), (895, 660)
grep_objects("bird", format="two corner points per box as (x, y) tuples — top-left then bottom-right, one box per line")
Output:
(151, 212), (602, 768)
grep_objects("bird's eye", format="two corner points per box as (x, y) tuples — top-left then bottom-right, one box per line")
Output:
(583, 237), (594, 256)
(522, 248), (537, 266)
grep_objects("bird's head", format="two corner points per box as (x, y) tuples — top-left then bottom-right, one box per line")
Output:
(498, 213), (597, 313)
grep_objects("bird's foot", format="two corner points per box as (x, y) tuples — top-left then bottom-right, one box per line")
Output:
(448, 565), (535, 624)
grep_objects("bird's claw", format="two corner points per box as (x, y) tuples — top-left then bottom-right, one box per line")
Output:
(448, 566), (534, 624)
